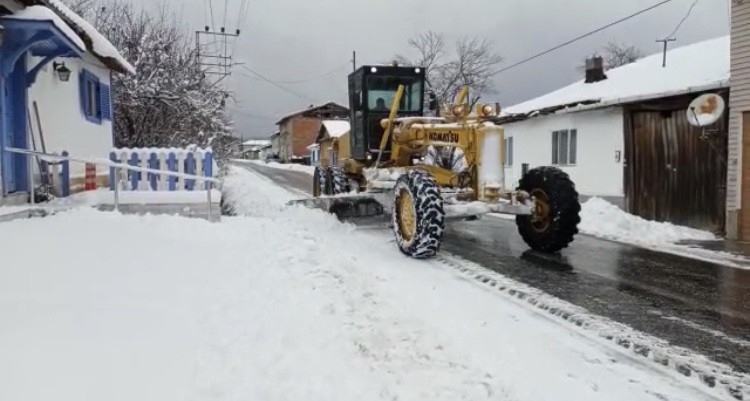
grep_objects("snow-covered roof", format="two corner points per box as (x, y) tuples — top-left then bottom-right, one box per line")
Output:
(321, 120), (350, 138)
(503, 35), (729, 119)
(275, 101), (348, 125)
(242, 139), (272, 146)
(6, 5), (85, 51)
(306, 143), (320, 150)
(41, 0), (136, 74)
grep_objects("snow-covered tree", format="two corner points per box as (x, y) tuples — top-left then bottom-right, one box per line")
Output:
(63, 0), (234, 158)
(395, 31), (504, 112)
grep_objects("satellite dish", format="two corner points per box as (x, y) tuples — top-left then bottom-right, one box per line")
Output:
(687, 93), (725, 127)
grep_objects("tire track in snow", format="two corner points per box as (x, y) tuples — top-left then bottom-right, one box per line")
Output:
(431, 252), (750, 401)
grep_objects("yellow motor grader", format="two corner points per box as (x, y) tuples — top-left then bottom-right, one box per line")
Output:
(288, 64), (581, 259)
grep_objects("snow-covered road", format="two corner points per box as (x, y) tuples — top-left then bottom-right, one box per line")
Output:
(0, 166), (741, 401)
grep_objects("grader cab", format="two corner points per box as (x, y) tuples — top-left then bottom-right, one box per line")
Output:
(289, 64), (581, 259)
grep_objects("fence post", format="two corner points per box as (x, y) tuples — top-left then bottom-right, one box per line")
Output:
(204, 151), (213, 190)
(61, 151), (70, 197)
(128, 152), (139, 190)
(207, 183), (212, 222)
(109, 152), (117, 190)
(27, 152), (34, 205)
(167, 152), (177, 191)
(149, 152), (159, 190)
(185, 152), (196, 191)
(114, 167), (120, 211)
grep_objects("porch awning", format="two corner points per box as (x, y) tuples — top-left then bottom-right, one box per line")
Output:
(0, 5), (85, 74)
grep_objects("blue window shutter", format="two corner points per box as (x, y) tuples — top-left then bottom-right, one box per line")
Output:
(79, 70), (87, 116)
(100, 83), (111, 120)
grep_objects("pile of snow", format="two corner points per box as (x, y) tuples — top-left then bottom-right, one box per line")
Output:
(0, 168), (726, 401)
(572, 197), (750, 268)
(579, 197), (717, 244)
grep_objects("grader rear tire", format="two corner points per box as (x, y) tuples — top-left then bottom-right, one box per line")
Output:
(515, 166), (580, 253)
(312, 166), (330, 197)
(329, 166), (350, 195)
(392, 170), (445, 259)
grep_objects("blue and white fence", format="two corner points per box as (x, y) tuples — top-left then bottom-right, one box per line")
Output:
(109, 147), (214, 191)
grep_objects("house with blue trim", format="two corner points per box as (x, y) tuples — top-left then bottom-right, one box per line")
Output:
(0, 0), (133, 205)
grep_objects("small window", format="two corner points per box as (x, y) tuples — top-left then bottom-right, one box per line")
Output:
(79, 68), (112, 124)
(504, 137), (513, 166)
(552, 129), (577, 166)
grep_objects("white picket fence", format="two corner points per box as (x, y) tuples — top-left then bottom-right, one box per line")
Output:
(109, 147), (216, 191)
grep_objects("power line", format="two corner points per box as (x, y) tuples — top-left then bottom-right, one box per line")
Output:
(244, 64), (348, 84)
(229, 0), (251, 60)
(207, 0), (216, 29)
(492, 0), (674, 75)
(666, 0), (700, 39)
(223, 0), (229, 29)
(238, 65), (318, 103)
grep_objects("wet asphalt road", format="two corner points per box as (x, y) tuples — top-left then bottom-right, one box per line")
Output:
(237, 161), (750, 373)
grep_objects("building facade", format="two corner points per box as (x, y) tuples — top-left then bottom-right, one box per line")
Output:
(276, 102), (348, 163)
(0, 0), (133, 203)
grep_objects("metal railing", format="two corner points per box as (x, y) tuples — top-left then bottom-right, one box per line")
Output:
(5, 147), (223, 220)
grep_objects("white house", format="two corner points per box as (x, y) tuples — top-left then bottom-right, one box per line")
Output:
(500, 35), (730, 233)
(0, 0), (133, 205)
(240, 139), (272, 160)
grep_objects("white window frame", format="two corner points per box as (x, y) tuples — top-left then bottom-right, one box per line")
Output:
(504, 137), (513, 167)
(551, 129), (577, 166)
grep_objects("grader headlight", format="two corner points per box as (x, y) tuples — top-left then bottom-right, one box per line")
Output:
(478, 103), (496, 117)
(451, 104), (466, 117)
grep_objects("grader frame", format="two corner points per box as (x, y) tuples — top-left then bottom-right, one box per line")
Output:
(289, 64), (581, 259)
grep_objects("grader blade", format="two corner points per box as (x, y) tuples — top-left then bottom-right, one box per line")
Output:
(286, 194), (385, 220)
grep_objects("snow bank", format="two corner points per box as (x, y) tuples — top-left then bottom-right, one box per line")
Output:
(580, 197), (716, 243)
(0, 168), (731, 401)
(576, 197), (748, 269)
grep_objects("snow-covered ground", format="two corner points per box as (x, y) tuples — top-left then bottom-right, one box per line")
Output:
(234, 158), (317, 175)
(0, 166), (742, 401)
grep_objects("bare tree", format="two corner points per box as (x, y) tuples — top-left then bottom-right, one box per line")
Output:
(603, 40), (642, 68)
(577, 40), (643, 72)
(395, 31), (503, 112)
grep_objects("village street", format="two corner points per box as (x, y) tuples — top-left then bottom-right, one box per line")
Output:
(237, 160), (750, 376)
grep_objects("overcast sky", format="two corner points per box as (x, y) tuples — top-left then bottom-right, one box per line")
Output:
(134, 0), (730, 139)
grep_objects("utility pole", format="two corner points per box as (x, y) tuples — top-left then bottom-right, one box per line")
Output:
(655, 37), (677, 67)
(196, 25), (243, 79)
(351, 51), (356, 72)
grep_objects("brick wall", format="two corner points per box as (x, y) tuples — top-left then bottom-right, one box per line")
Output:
(290, 118), (322, 158)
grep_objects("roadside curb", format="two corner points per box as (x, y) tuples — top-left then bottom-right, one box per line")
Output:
(434, 253), (749, 401)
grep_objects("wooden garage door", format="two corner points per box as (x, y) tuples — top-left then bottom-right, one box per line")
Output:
(625, 110), (727, 233)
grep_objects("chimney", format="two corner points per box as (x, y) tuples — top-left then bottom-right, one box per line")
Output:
(585, 55), (607, 83)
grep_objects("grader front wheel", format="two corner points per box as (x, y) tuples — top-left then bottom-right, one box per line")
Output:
(392, 170), (445, 259)
(515, 166), (581, 253)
